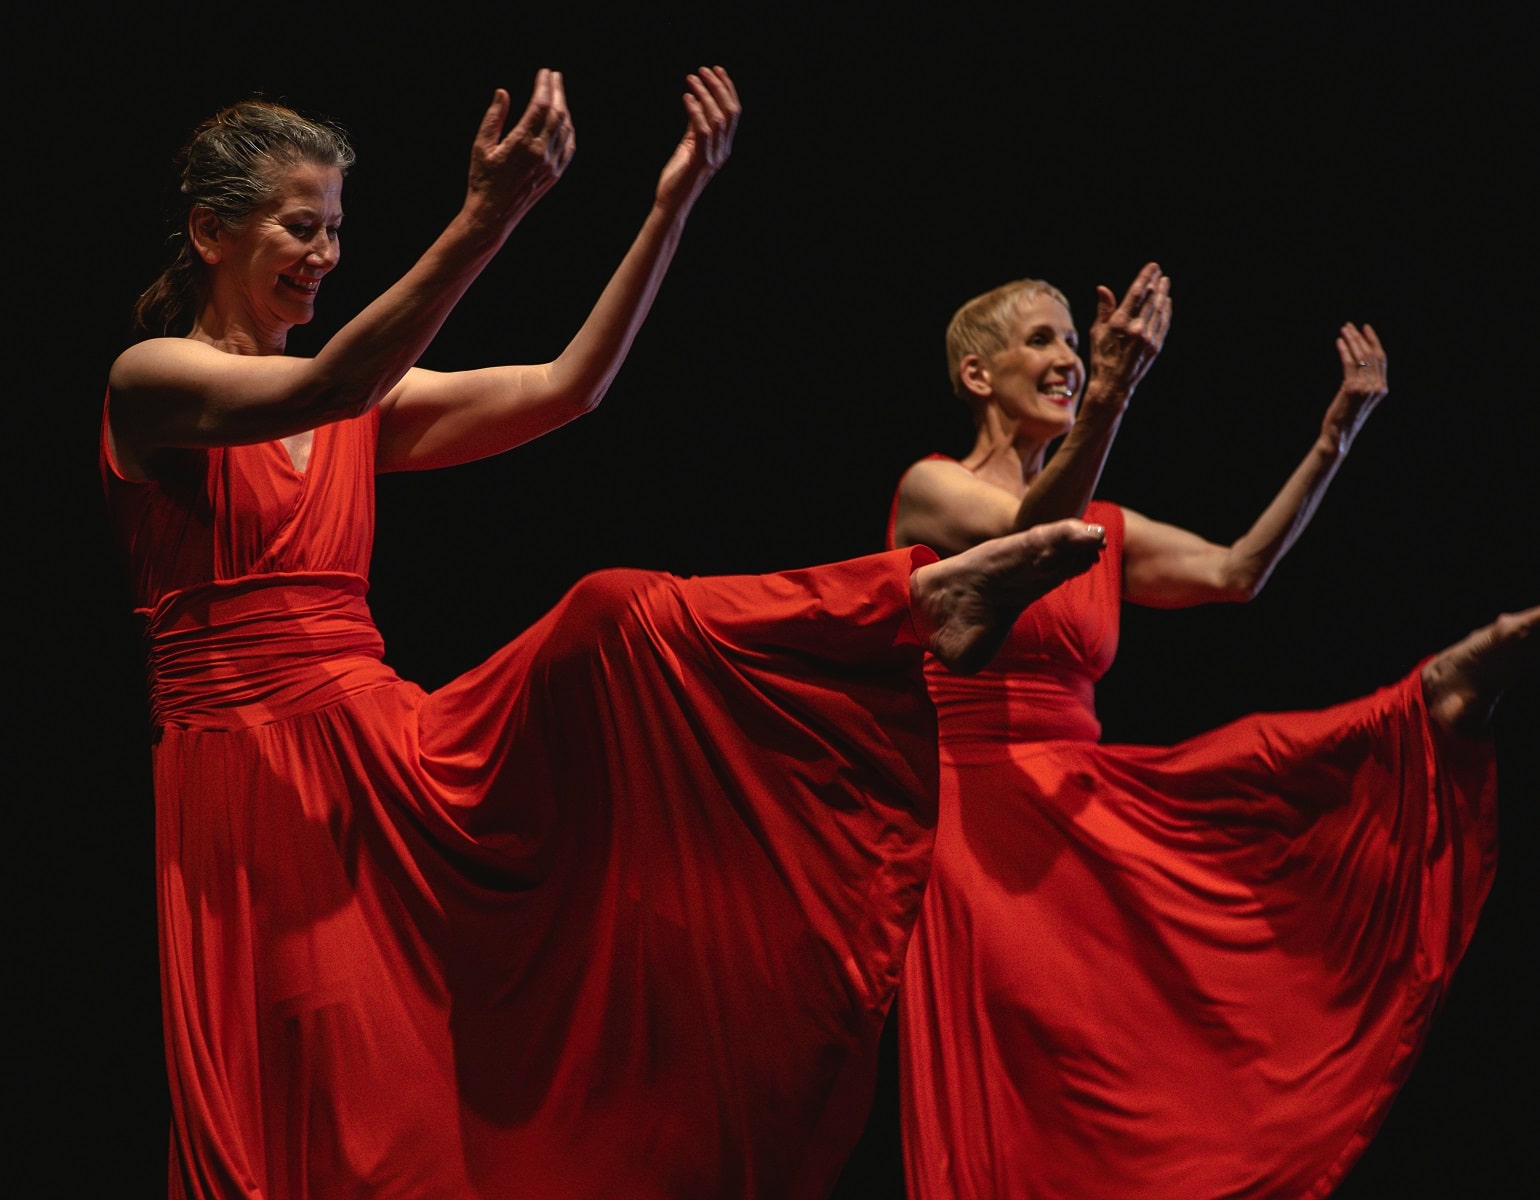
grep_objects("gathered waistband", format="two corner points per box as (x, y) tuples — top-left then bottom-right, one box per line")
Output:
(925, 655), (1103, 756)
(142, 573), (398, 731)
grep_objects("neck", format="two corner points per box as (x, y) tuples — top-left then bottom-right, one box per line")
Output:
(191, 302), (290, 356)
(961, 409), (1052, 496)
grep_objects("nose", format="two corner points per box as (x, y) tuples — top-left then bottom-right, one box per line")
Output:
(306, 229), (339, 269)
(1055, 341), (1082, 377)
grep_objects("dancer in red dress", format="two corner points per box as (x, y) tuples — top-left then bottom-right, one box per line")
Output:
(101, 71), (1110, 1199)
(888, 267), (1537, 1199)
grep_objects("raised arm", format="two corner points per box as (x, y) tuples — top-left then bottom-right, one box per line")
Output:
(1013, 264), (1171, 527)
(1121, 322), (1388, 607)
(108, 72), (575, 476)
(894, 264), (1171, 555)
(375, 66), (742, 472)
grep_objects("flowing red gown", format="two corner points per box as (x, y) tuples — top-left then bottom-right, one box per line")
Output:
(888, 469), (1498, 1200)
(101, 402), (947, 1200)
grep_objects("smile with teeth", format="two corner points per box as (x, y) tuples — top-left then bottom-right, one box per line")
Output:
(281, 274), (321, 295)
(1041, 384), (1076, 403)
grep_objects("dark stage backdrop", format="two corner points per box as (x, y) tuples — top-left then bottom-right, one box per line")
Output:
(26, 4), (1535, 1195)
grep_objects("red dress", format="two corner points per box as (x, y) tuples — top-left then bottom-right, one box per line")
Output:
(888, 467), (1497, 1200)
(101, 403), (946, 1200)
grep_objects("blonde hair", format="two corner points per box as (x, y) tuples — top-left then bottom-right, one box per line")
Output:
(944, 278), (1072, 400)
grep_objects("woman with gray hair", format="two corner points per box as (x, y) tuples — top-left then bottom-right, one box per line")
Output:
(100, 68), (1110, 1199)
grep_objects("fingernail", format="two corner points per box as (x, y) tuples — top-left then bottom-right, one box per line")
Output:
(1086, 524), (1105, 538)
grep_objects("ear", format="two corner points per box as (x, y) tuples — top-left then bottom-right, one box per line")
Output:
(958, 354), (993, 400)
(188, 207), (223, 265)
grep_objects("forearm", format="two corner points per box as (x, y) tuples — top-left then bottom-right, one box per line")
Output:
(373, 198), (698, 471)
(1221, 433), (1346, 597)
(1013, 390), (1127, 528)
(544, 198), (694, 409)
(302, 75), (576, 425)
(307, 213), (505, 419)
(1015, 262), (1169, 529)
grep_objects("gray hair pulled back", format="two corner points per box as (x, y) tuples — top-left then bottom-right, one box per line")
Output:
(132, 99), (356, 337)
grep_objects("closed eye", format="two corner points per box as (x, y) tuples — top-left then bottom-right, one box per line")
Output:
(1026, 327), (1077, 351)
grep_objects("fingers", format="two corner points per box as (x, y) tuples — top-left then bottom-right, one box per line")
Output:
(682, 65), (741, 162)
(1118, 261), (1162, 316)
(493, 68), (575, 176)
(514, 68), (571, 143)
(547, 70), (576, 170)
(1147, 273), (1172, 347)
(466, 68), (577, 223)
(1095, 263), (1171, 344)
(1084, 262), (1170, 399)
(1094, 284), (1117, 324)
(1337, 321), (1388, 390)
(475, 88), (513, 151)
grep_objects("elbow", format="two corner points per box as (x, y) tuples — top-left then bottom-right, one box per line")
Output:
(545, 361), (610, 420)
(1216, 570), (1269, 604)
(1212, 546), (1281, 603)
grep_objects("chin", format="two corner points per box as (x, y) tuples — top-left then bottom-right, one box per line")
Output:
(1026, 412), (1076, 439)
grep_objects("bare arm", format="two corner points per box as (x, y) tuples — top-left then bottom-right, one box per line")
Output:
(376, 67), (742, 472)
(108, 72), (576, 474)
(893, 263), (1172, 555)
(1014, 263), (1172, 527)
(1122, 322), (1388, 607)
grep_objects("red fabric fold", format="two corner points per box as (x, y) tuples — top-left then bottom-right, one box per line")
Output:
(886, 474), (1497, 1200)
(103, 400), (943, 1200)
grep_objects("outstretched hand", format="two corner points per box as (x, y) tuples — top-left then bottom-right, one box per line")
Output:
(466, 68), (577, 237)
(655, 66), (741, 212)
(1322, 322), (1387, 450)
(1085, 262), (1172, 407)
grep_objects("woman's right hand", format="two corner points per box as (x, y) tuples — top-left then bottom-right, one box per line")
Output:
(464, 69), (577, 239)
(1084, 261), (1172, 410)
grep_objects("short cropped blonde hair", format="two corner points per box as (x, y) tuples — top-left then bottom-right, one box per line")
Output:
(945, 279), (1072, 400)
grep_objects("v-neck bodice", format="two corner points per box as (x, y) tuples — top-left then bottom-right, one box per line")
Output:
(100, 401), (378, 614)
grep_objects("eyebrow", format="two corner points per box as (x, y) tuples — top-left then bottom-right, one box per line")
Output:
(279, 206), (345, 222)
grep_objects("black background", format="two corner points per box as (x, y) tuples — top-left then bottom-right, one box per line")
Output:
(23, 2), (1536, 1194)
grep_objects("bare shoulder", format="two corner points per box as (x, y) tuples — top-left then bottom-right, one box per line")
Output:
(108, 337), (248, 406)
(110, 336), (212, 382)
(1115, 505), (1156, 552)
(898, 455), (970, 499)
(894, 456), (1021, 555)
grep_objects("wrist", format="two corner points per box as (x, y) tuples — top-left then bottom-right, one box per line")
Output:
(1314, 428), (1349, 459)
(1078, 382), (1130, 420)
(651, 186), (702, 224)
(447, 205), (515, 258)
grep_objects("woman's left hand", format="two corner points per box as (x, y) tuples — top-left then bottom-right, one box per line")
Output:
(1322, 322), (1388, 451)
(655, 66), (741, 212)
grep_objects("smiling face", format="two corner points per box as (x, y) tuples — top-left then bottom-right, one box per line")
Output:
(193, 159), (344, 348)
(969, 293), (1083, 439)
